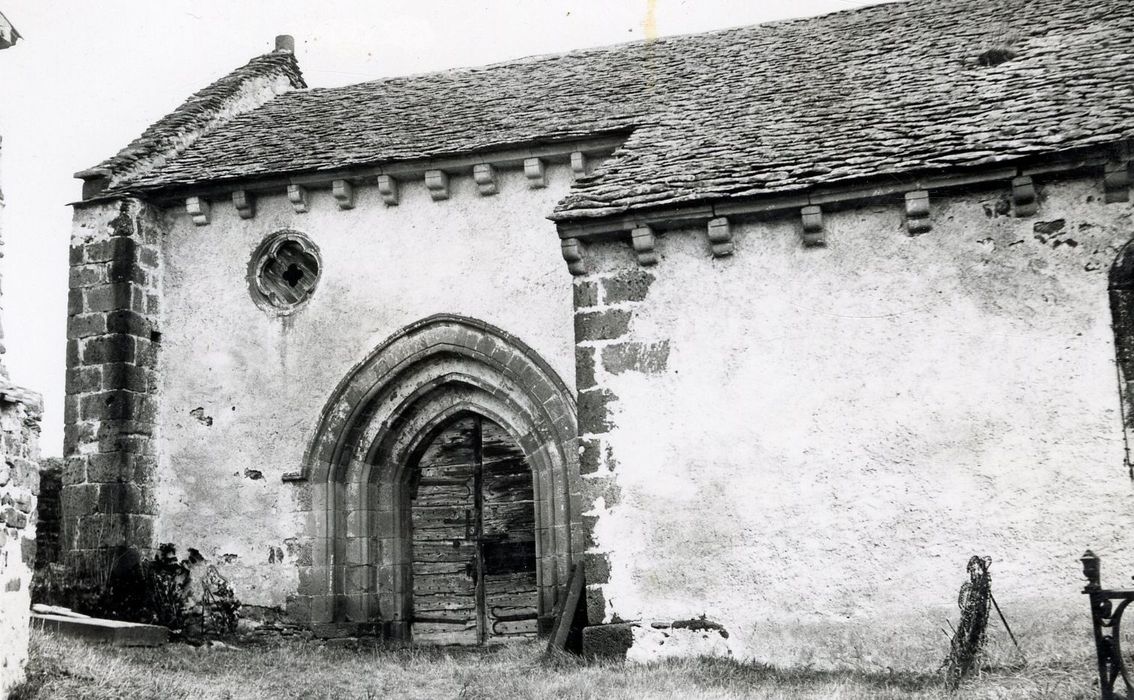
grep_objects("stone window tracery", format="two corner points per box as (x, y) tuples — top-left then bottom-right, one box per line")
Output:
(248, 230), (321, 312)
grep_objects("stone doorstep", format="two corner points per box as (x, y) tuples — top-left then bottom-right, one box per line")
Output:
(31, 613), (170, 647)
(581, 623), (635, 659)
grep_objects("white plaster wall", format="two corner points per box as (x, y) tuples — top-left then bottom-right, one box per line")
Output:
(586, 179), (1134, 666)
(156, 165), (577, 608)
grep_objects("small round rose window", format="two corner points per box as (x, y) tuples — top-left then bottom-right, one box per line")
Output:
(248, 230), (321, 312)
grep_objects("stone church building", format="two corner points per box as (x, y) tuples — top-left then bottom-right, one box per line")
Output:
(64, 0), (1134, 662)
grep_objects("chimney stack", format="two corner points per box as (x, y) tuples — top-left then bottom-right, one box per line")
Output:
(275, 35), (294, 53)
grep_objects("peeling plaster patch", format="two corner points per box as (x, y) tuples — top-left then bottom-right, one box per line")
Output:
(602, 341), (671, 375)
(283, 538), (302, 560)
(603, 444), (619, 472)
(1033, 219), (1066, 236)
(981, 194), (1012, 218)
(1033, 219), (1079, 248)
(673, 616), (730, 638)
(627, 621), (735, 663)
(189, 407), (213, 426)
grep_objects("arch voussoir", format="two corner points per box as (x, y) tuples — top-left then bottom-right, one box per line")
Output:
(294, 315), (579, 636)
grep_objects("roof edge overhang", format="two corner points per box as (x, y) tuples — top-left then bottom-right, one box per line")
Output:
(74, 48), (306, 200)
(71, 130), (634, 207)
(553, 139), (1134, 240)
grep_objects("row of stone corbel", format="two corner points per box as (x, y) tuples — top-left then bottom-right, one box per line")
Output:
(561, 162), (1132, 274)
(183, 153), (592, 226)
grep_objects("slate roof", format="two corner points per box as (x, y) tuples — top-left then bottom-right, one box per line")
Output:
(99, 0), (1134, 223)
(81, 52), (306, 186)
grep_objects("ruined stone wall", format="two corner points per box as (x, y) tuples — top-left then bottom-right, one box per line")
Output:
(0, 56), (44, 691)
(575, 175), (1134, 666)
(63, 164), (578, 614)
(0, 390), (43, 696)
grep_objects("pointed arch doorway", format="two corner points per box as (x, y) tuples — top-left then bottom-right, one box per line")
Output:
(410, 413), (539, 645)
(293, 315), (582, 643)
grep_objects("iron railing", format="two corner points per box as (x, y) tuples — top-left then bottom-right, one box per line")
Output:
(1083, 550), (1134, 699)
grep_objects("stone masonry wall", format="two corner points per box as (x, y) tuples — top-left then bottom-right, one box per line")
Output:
(64, 198), (162, 579)
(573, 174), (1134, 667)
(33, 457), (62, 570)
(0, 390), (43, 696)
(573, 268), (666, 628)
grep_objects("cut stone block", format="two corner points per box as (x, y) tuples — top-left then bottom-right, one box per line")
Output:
(31, 613), (169, 646)
(582, 622), (635, 659)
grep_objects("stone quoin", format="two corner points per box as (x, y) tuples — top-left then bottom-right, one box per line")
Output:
(57, 0), (1134, 664)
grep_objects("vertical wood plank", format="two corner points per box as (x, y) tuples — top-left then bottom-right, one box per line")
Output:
(410, 416), (478, 646)
(409, 415), (540, 645)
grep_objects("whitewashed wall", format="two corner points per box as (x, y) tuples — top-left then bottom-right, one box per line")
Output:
(155, 164), (578, 609)
(575, 176), (1134, 666)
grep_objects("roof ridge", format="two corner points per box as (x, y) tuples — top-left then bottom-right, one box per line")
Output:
(291, 0), (910, 94)
(76, 49), (307, 194)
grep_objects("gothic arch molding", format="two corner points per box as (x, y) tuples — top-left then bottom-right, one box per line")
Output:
(289, 315), (581, 636)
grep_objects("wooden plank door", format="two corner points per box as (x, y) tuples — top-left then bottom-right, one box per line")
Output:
(479, 420), (540, 640)
(410, 416), (480, 645)
(409, 415), (539, 645)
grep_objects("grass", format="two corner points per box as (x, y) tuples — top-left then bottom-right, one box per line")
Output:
(9, 627), (1101, 700)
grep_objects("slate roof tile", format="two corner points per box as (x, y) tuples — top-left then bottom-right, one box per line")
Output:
(83, 51), (306, 188)
(101, 0), (1134, 223)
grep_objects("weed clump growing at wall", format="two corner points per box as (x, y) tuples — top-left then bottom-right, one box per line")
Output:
(31, 543), (241, 640)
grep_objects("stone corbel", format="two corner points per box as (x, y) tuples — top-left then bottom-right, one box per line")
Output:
(525, 158), (547, 189)
(801, 205), (824, 246)
(631, 225), (658, 266)
(425, 170), (450, 201)
(1012, 175), (1037, 217)
(561, 237), (586, 276)
(1105, 161), (1131, 203)
(473, 164), (498, 196)
(571, 152), (588, 179)
(706, 217), (733, 257)
(332, 179), (355, 210)
(905, 190), (931, 235)
(377, 175), (399, 206)
(287, 184), (308, 213)
(232, 190), (255, 219)
(186, 196), (210, 226)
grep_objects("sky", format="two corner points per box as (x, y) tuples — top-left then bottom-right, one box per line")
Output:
(0, 0), (892, 456)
